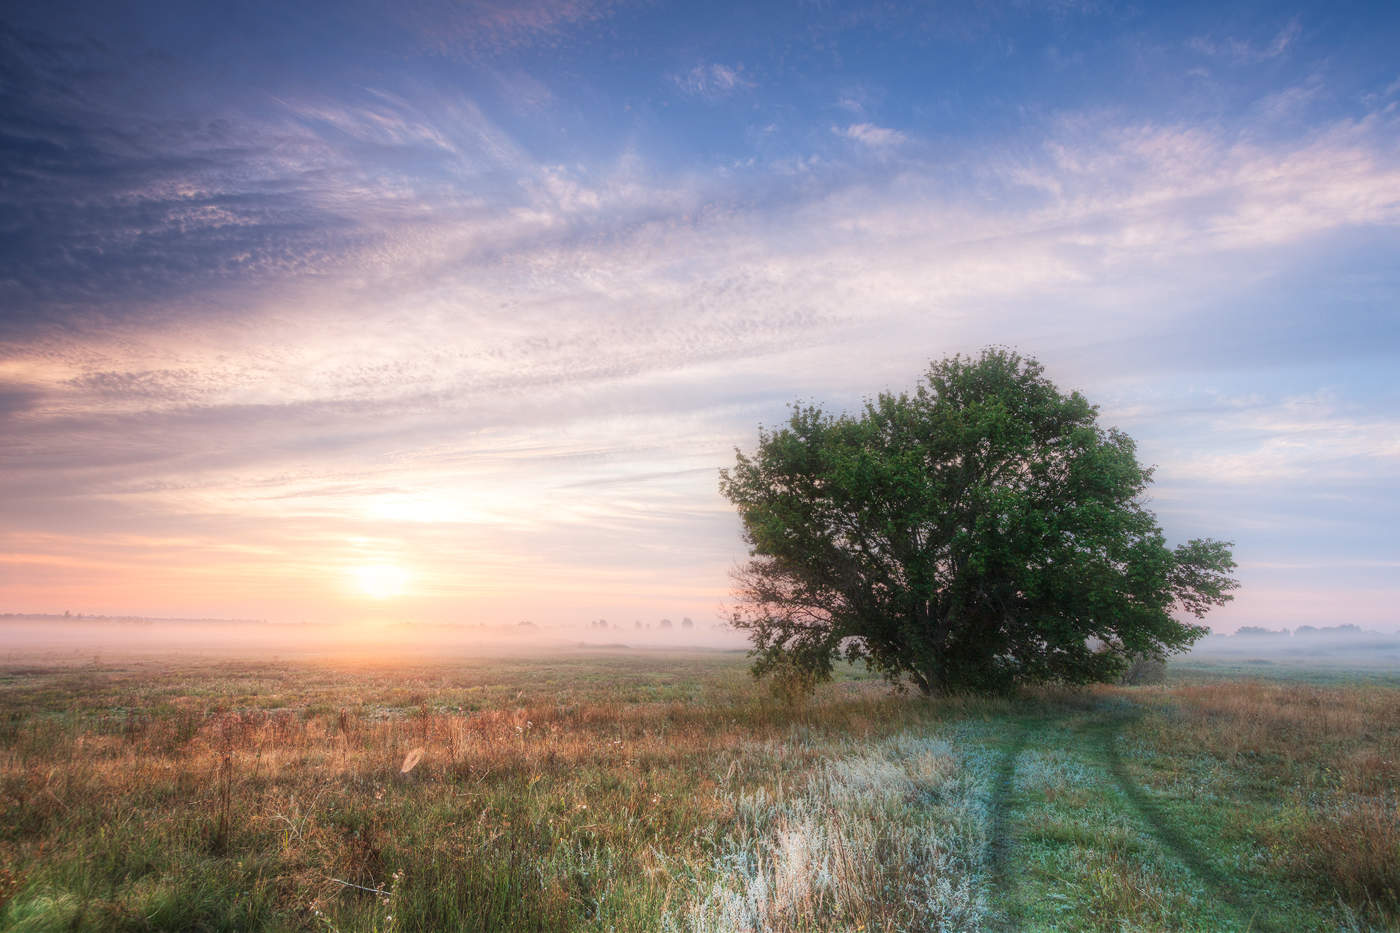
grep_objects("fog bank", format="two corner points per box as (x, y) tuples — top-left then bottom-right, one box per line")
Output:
(1186, 624), (1400, 669)
(0, 615), (747, 666)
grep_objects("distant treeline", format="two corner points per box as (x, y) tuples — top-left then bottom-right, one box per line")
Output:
(1228, 624), (1390, 637)
(1, 612), (269, 625)
(1193, 623), (1400, 662)
(584, 617), (701, 630)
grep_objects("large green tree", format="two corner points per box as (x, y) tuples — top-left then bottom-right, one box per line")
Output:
(719, 349), (1238, 695)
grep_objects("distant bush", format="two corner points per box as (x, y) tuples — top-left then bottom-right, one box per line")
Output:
(1119, 653), (1167, 685)
(765, 657), (822, 705)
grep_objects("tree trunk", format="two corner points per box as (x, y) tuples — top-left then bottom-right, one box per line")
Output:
(910, 668), (933, 695)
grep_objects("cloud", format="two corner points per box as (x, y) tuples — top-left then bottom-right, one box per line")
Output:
(673, 63), (753, 98)
(834, 122), (908, 148)
(1149, 393), (1400, 486)
(9, 97), (1400, 444)
(0, 381), (42, 420)
(398, 0), (624, 57)
(997, 110), (1400, 254)
(1253, 76), (1324, 121)
(1188, 18), (1301, 64)
(0, 41), (545, 338)
(281, 92), (462, 153)
(0, 83), (378, 329)
(66, 369), (205, 405)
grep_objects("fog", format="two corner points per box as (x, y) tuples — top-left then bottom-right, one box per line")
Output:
(0, 614), (749, 667)
(6, 615), (1397, 674)
(1185, 624), (1400, 671)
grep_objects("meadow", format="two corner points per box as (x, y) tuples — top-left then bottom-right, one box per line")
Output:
(0, 648), (1396, 931)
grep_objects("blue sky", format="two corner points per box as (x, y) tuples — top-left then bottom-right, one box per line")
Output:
(1, 0), (1397, 631)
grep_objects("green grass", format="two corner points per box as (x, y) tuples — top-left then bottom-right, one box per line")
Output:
(0, 652), (1395, 931)
(1171, 656), (1400, 687)
(964, 700), (1348, 931)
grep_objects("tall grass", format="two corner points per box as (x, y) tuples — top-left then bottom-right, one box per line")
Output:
(0, 655), (956, 931)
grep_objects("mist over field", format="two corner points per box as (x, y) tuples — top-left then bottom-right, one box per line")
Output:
(1187, 624), (1400, 671)
(0, 615), (748, 665)
(6, 614), (1398, 670)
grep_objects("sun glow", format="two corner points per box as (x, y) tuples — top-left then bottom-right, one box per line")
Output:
(350, 563), (410, 600)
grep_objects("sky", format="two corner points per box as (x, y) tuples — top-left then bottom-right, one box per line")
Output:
(1, 0), (1398, 633)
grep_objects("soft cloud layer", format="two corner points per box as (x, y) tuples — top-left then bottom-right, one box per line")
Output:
(2, 1), (1398, 631)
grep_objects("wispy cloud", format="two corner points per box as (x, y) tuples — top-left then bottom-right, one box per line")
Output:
(1151, 393), (1400, 485)
(1188, 18), (1301, 64)
(999, 110), (1400, 253)
(400, 0), (625, 56)
(834, 122), (907, 148)
(673, 63), (753, 98)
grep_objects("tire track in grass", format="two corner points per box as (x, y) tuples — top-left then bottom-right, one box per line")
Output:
(1097, 714), (1284, 933)
(983, 716), (1030, 930)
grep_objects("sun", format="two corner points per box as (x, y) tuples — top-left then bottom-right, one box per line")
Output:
(350, 563), (410, 600)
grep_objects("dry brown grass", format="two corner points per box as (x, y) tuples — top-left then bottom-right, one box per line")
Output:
(0, 654), (980, 930)
(1156, 682), (1399, 782)
(1298, 799), (1400, 916)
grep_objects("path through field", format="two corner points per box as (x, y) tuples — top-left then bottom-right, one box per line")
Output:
(967, 697), (1321, 932)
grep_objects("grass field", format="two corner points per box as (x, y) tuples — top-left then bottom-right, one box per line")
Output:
(0, 650), (1396, 931)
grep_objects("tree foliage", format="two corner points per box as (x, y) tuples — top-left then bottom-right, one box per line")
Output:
(719, 349), (1238, 695)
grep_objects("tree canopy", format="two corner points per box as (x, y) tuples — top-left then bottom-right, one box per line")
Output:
(719, 349), (1238, 695)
